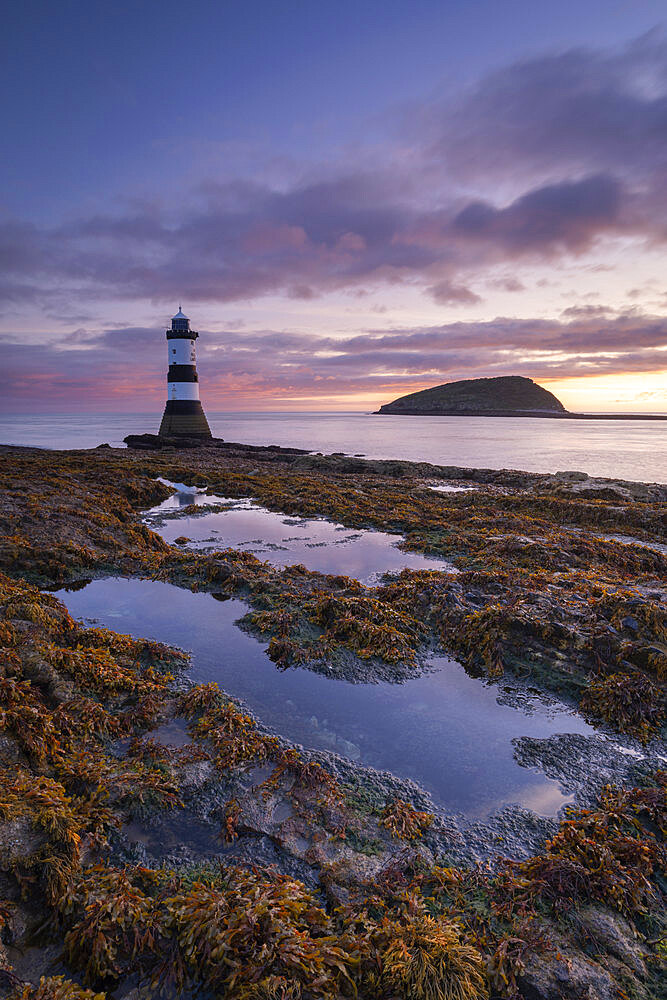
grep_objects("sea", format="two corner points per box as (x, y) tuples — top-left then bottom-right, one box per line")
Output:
(1, 410), (665, 483)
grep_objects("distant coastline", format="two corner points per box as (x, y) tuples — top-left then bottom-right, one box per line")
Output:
(374, 409), (667, 420)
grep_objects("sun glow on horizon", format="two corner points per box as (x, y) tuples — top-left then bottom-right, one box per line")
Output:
(542, 371), (667, 414)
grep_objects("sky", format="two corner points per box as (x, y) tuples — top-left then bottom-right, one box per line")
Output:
(3, 0), (667, 414)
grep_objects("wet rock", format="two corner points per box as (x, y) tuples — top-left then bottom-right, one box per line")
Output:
(0, 736), (21, 765)
(518, 930), (618, 1000)
(575, 906), (649, 977)
(576, 486), (632, 501)
(234, 779), (295, 841)
(304, 747), (435, 814)
(180, 759), (216, 792)
(4, 943), (66, 990)
(321, 848), (430, 905)
(459, 804), (559, 866)
(114, 989), (143, 1000)
(227, 832), (320, 887)
(123, 433), (164, 450)
(212, 440), (308, 456)
(512, 734), (662, 807)
(554, 471), (589, 482)
(124, 433), (223, 450)
(568, 477), (665, 502)
(21, 652), (73, 701)
(0, 818), (44, 868)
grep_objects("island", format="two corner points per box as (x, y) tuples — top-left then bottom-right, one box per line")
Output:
(376, 374), (667, 419)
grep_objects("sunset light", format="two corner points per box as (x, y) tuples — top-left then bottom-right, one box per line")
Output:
(2, 6), (666, 995)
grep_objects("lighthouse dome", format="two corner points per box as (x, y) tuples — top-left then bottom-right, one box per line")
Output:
(170, 306), (191, 334)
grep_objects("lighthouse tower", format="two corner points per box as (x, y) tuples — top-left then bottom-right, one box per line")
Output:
(158, 308), (212, 438)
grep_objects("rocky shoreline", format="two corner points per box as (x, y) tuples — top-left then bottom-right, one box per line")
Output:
(0, 440), (664, 1000)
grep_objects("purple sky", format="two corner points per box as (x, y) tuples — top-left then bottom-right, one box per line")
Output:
(3, 1), (667, 412)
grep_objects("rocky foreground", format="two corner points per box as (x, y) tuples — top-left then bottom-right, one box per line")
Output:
(0, 440), (664, 1000)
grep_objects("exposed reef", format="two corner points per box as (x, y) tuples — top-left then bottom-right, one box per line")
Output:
(0, 441), (664, 999)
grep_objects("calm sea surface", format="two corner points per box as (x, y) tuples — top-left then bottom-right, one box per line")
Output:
(1, 411), (665, 482)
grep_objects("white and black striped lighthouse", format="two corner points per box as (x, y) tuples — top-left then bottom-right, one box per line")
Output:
(158, 307), (212, 438)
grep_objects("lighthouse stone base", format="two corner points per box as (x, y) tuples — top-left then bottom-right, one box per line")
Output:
(158, 400), (212, 438)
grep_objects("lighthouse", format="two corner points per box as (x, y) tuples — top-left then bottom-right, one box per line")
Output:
(158, 308), (212, 438)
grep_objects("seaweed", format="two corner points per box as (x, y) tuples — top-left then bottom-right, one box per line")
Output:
(60, 863), (357, 996)
(8, 977), (106, 1000)
(498, 776), (666, 919)
(380, 799), (434, 840)
(581, 672), (665, 741)
(375, 911), (488, 1000)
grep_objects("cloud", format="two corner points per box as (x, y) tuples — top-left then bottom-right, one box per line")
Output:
(635, 388), (667, 400)
(3, 35), (667, 314)
(418, 31), (667, 186)
(560, 304), (614, 319)
(429, 280), (481, 305)
(451, 175), (622, 253)
(4, 310), (666, 411)
(0, 169), (650, 311)
(3, 32), (667, 414)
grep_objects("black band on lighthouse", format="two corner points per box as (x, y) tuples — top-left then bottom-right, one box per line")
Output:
(162, 400), (207, 416)
(167, 329), (199, 340)
(168, 365), (199, 382)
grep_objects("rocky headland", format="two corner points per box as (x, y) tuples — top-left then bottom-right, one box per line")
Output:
(0, 440), (664, 1000)
(377, 374), (667, 419)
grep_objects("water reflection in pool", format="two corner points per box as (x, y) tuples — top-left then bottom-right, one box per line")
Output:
(147, 490), (455, 584)
(56, 577), (594, 818)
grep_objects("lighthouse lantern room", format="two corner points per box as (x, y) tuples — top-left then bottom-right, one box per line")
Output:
(158, 308), (212, 438)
